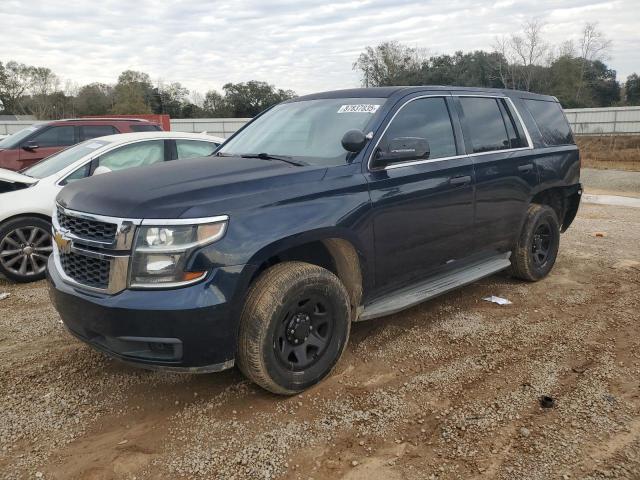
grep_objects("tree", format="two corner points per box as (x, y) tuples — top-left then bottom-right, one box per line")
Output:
(352, 41), (424, 87)
(74, 83), (113, 116)
(111, 70), (153, 114)
(221, 81), (296, 117)
(624, 74), (640, 105)
(156, 81), (189, 117)
(0, 61), (36, 114)
(575, 22), (612, 103)
(25, 67), (60, 119)
(203, 90), (231, 117)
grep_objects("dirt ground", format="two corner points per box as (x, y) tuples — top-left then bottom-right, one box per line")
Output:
(1, 201), (639, 480)
(577, 136), (640, 172)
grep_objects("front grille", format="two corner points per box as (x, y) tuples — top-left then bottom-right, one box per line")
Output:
(57, 210), (117, 243)
(60, 252), (110, 289)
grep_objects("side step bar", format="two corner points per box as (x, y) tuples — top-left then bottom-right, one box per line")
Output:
(357, 252), (512, 321)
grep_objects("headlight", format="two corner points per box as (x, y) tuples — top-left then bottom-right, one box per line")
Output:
(129, 218), (228, 288)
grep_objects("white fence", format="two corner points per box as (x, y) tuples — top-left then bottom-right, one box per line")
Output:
(2, 107), (640, 140)
(564, 106), (640, 135)
(170, 118), (250, 138)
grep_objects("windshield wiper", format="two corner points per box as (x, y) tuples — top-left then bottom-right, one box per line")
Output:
(241, 152), (308, 167)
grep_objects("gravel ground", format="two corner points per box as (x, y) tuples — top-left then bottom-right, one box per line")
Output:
(581, 168), (640, 197)
(1, 202), (639, 480)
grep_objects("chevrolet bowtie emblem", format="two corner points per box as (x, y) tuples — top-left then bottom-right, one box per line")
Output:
(53, 232), (72, 254)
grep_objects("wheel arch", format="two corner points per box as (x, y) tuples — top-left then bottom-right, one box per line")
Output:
(530, 184), (581, 233)
(246, 230), (366, 316)
(0, 212), (52, 229)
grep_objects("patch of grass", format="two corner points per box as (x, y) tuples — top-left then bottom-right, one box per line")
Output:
(576, 135), (640, 171)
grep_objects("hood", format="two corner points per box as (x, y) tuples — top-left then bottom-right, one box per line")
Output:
(57, 155), (328, 219)
(0, 167), (38, 185)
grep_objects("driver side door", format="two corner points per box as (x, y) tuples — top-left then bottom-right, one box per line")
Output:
(365, 95), (476, 293)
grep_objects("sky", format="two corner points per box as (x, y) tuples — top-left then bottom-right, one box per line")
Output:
(1, 0), (639, 98)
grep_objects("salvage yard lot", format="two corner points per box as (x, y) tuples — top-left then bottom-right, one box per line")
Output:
(1, 202), (639, 480)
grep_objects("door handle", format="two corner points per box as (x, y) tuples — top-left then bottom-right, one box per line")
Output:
(518, 163), (534, 173)
(449, 175), (472, 186)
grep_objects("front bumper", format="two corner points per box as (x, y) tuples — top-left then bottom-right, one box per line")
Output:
(47, 255), (250, 372)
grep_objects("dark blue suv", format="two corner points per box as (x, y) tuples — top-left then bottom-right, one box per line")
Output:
(47, 86), (581, 394)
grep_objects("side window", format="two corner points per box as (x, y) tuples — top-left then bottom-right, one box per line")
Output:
(459, 97), (510, 153)
(80, 125), (117, 141)
(497, 100), (526, 148)
(60, 163), (92, 185)
(176, 140), (219, 160)
(523, 99), (574, 146)
(97, 140), (164, 172)
(130, 124), (162, 132)
(28, 126), (75, 147)
(380, 97), (457, 161)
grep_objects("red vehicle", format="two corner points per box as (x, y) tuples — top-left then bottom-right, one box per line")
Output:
(0, 118), (162, 171)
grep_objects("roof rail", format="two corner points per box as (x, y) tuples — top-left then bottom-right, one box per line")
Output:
(54, 117), (151, 123)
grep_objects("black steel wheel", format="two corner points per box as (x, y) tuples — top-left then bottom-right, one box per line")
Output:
(510, 204), (560, 282)
(237, 261), (351, 395)
(274, 294), (335, 371)
(531, 221), (553, 268)
(0, 217), (53, 282)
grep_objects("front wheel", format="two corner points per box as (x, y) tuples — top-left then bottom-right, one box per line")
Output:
(0, 217), (53, 283)
(510, 204), (560, 282)
(237, 261), (351, 395)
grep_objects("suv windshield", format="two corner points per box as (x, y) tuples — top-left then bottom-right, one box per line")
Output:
(23, 139), (111, 178)
(218, 97), (385, 166)
(0, 125), (42, 149)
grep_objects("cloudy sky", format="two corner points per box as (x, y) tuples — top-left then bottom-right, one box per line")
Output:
(1, 0), (638, 98)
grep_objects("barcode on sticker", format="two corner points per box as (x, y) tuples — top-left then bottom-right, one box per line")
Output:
(337, 104), (380, 114)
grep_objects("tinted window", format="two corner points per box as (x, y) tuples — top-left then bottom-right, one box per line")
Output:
(97, 140), (164, 172)
(29, 125), (75, 147)
(176, 140), (218, 160)
(524, 99), (574, 146)
(81, 125), (117, 140)
(459, 97), (510, 153)
(497, 100), (524, 148)
(381, 97), (457, 160)
(130, 124), (162, 132)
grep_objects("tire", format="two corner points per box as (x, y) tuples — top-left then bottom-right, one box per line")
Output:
(237, 261), (351, 395)
(510, 204), (560, 282)
(0, 216), (53, 283)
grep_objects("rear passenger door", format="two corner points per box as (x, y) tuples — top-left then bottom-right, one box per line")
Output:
(455, 95), (537, 254)
(365, 95), (475, 292)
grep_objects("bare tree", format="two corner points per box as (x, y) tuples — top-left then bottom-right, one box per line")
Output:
(492, 35), (520, 89)
(510, 18), (548, 91)
(575, 22), (612, 102)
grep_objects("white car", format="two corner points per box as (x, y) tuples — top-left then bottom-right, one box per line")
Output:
(0, 131), (224, 282)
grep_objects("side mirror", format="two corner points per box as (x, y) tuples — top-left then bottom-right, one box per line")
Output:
(92, 165), (112, 176)
(374, 137), (430, 167)
(22, 141), (39, 152)
(341, 129), (367, 153)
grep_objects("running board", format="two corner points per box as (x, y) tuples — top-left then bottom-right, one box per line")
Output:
(357, 252), (512, 321)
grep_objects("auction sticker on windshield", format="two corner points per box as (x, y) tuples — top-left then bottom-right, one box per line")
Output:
(337, 104), (380, 114)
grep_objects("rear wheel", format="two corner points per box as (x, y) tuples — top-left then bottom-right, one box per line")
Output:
(510, 204), (560, 281)
(0, 217), (52, 283)
(237, 261), (351, 395)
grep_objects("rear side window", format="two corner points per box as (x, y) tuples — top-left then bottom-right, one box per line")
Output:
(130, 124), (162, 132)
(176, 140), (219, 160)
(459, 97), (510, 153)
(381, 97), (457, 160)
(524, 99), (574, 146)
(28, 126), (75, 147)
(80, 125), (118, 140)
